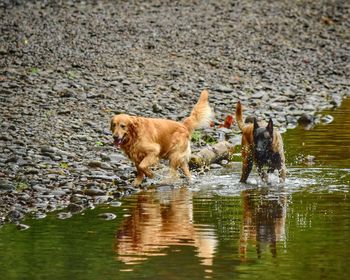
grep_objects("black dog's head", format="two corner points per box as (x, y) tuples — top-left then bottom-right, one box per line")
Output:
(253, 118), (274, 163)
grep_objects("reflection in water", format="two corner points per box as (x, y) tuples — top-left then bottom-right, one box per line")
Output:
(239, 188), (287, 261)
(114, 187), (217, 267)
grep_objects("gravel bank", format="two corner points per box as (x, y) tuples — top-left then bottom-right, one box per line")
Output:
(0, 0), (349, 226)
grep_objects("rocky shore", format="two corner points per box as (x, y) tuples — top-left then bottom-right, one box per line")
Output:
(0, 0), (349, 226)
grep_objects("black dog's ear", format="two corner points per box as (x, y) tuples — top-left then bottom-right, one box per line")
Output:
(267, 118), (273, 136)
(253, 117), (259, 131)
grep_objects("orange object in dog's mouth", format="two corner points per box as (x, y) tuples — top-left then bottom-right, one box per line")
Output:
(113, 136), (125, 148)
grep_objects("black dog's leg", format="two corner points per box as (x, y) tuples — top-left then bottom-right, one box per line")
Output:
(257, 165), (268, 182)
(240, 155), (253, 183)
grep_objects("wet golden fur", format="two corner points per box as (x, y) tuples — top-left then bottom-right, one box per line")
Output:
(235, 101), (286, 183)
(110, 90), (213, 186)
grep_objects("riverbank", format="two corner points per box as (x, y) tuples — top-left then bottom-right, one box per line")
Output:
(0, 0), (349, 225)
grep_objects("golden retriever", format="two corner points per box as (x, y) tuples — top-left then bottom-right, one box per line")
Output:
(110, 90), (213, 186)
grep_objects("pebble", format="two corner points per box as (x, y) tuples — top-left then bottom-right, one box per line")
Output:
(6, 210), (24, 223)
(98, 213), (117, 220)
(57, 212), (73, 220)
(84, 188), (106, 196)
(109, 201), (122, 207)
(321, 115), (334, 124)
(67, 203), (84, 213)
(17, 224), (30, 231)
(213, 85), (233, 93)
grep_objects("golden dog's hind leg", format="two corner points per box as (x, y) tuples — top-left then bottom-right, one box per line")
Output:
(180, 162), (191, 179)
(169, 159), (180, 180)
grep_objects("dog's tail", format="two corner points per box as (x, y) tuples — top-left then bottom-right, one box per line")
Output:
(183, 90), (213, 133)
(235, 101), (246, 132)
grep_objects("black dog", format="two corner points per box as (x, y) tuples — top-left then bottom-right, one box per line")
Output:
(236, 101), (286, 183)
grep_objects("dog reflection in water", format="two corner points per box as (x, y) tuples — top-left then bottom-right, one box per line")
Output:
(239, 189), (287, 260)
(114, 188), (217, 266)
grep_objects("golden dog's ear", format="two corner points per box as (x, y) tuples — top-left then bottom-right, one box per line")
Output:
(110, 118), (115, 132)
(126, 116), (138, 138)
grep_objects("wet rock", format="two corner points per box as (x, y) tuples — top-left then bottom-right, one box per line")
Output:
(304, 155), (316, 165)
(6, 210), (24, 223)
(321, 115), (334, 124)
(109, 201), (122, 207)
(17, 224), (30, 231)
(98, 213), (117, 220)
(209, 163), (222, 169)
(33, 212), (47, 219)
(67, 203), (84, 213)
(298, 113), (315, 129)
(57, 212), (72, 220)
(94, 195), (112, 204)
(70, 194), (87, 204)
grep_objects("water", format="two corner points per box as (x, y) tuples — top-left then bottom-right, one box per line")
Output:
(0, 99), (349, 280)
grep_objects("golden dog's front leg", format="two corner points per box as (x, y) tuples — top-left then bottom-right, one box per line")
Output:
(138, 154), (159, 179)
(133, 166), (145, 187)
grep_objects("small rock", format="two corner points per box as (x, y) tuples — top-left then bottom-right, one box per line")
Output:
(57, 212), (72, 219)
(109, 201), (122, 207)
(33, 212), (47, 219)
(152, 103), (163, 113)
(40, 146), (56, 154)
(321, 115), (334, 124)
(84, 188), (106, 196)
(88, 161), (102, 168)
(98, 213), (117, 220)
(17, 224), (30, 231)
(0, 179), (14, 191)
(305, 155), (316, 165)
(213, 85), (233, 93)
(210, 163), (222, 169)
(298, 114), (314, 129)
(6, 210), (24, 223)
(252, 91), (265, 99)
(67, 203), (84, 213)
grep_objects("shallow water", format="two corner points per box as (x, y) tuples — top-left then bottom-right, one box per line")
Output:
(0, 99), (349, 280)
